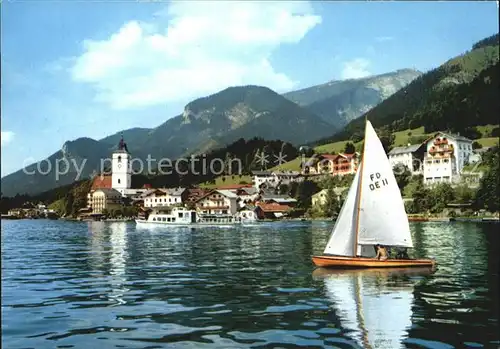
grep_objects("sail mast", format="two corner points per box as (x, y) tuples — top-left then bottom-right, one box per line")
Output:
(353, 119), (368, 257)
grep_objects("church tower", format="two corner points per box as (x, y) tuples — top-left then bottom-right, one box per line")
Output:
(111, 134), (132, 195)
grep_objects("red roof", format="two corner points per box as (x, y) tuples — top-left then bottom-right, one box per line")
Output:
(185, 188), (211, 202)
(320, 152), (359, 164)
(340, 152), (357, 159)
(256, 202), (292, 213)
(91, 174), (112, 190)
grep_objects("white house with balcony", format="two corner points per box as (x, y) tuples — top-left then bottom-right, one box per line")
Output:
(423, 132), (473, 185)
(143, 188), (187, 208)
(233, 187), (260, 208)
(388, 143), (426, 175)
(251, 170), (302, 190)
(252, 171), (275, 189)
(195, 189), (239, 215)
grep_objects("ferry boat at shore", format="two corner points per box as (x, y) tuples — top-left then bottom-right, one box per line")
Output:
(135, 207), (242, 227)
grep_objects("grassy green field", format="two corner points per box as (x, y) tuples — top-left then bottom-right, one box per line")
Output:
(476, 124), (498, 137)
(198, 175), (252, 188)
(271, 157), (303, 171)
(393, 126), (429, 146)
(476, 137), (499, 147)
(313, 141), (350, 154)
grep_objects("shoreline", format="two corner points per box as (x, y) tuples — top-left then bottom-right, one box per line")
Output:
(4, 215), (499, 224)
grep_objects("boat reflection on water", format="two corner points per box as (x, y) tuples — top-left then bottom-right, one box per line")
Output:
(313, 267), (435, 349)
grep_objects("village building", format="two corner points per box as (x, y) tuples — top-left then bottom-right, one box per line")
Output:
(130, 188), (156, 208)
(259, 192), (298, 207)
(252, 171), (275, 189)
(7, 208), (23, 217)
(255, 202), (293, 219)
(251, 170), (302, 190)
(88, 188), (122, 214)
(469, 146), (493, 164)
(302, 153), (359, 176)
(329, 153), (360, 176)
(388, 143), (426, 174)
(143, 188), (188, 208)
(184, 188), (212, 207)
(214, 184), (259, 207)
(234, 187), (260, 208)
(6, 208), (38, 218)
(273, 171), (302, 185)
(195, 189), (239, 215)
(311, 154), (337, 175)
(423, 132), (473, 185)
(237, 204), (260, 221)
(302, 154), (336, 175)
(311, 187), (348, 208)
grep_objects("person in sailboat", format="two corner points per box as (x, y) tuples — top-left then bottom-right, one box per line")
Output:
(374, 244), (388, 261)
(395, 247), (410, 259)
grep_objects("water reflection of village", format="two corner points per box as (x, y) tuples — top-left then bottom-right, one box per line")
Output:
(88, 221), (129, 306)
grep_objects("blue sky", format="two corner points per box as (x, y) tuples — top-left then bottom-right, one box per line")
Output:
(1, 0), (498, 177)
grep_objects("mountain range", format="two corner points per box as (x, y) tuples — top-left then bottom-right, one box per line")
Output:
(283, 68), (422, 129)
(1, 69), (420, 197)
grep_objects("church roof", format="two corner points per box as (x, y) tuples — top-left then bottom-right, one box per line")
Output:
(94, 188), (122, 196)
(91, 174), (112, 190)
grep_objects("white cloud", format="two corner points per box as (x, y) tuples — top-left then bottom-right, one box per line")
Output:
(341, 58), (372, 80)
(375, 36), (394, 42)
(1, 131), (15, 146)
(70, 1), (321, 110)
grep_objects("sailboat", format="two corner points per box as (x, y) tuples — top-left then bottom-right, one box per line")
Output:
(312, 120), (436, 268)
(312, 267), (433, 349)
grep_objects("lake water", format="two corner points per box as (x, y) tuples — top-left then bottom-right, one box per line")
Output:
(1, 219), (499, 349)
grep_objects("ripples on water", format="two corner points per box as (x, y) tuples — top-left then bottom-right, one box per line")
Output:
(1, 220), (498, 349)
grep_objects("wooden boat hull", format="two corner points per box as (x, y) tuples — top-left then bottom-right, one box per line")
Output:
(311, 255), (436, 268)
(312, 265), (436, 280)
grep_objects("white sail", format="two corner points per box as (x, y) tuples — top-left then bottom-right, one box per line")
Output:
(323, 166), (361, 256)
(357, 121), (413, 248)
(316, 270), (415, 349)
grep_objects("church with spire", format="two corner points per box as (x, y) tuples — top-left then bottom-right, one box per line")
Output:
(84, 134), (151, 216)
(112, 134), (132, 195)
